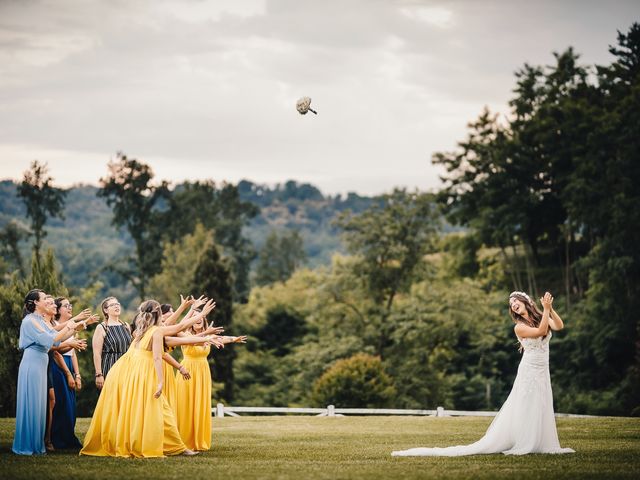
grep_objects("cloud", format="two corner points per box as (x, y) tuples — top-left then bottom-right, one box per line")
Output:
(0, 0), (638, 194)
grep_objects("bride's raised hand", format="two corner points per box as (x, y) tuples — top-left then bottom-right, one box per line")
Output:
(541, 292), (553, 311)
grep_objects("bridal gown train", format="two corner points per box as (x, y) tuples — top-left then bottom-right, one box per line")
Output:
(392, 332), (575, 456)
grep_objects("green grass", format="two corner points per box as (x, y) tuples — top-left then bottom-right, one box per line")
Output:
(1, 416), (639, 479)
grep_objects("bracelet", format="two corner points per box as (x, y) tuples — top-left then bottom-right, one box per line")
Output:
(75, 374), (81, 378)
(95, 373), (103, 378)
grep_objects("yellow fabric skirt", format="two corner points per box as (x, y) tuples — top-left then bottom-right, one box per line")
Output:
(163, 359), (177, 413)
(176, 344), (212, 451)
(81, 327), (186, 457)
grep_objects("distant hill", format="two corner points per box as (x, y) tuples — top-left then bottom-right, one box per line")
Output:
(0, 179), (378, 303)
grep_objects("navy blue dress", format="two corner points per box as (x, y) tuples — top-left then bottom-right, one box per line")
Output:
(51, 353), (82, 449)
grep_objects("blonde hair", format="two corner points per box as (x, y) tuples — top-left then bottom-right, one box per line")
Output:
(132, 299), (161, 342)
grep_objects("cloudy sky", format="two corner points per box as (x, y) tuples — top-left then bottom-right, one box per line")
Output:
(0, 0), (637, 195)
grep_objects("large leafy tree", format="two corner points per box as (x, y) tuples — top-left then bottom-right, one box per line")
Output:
(0, 249), (68, 415)
(335, 188), (439, 356)
(190, 241), (235, 402)
(161, 181), (258, 301)
(97, 153), (169, 299)
(16, 161), (67, 261)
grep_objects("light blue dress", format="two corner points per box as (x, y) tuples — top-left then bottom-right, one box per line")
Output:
(12, 313), (60, 455)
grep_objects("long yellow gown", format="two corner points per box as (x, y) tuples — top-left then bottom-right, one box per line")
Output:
(163, 348), (178, 413)
(81, 326), (186, 457)
(175, 344), (212, 451)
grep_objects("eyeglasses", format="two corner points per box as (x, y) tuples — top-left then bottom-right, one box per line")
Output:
(106, 302), (121, 308)
(63, 304), (73, 309)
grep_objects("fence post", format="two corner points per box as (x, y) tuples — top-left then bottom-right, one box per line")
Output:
(436, 406), (444, 417)
(217, 403), (225, 418)
(327, 405), (335, 417)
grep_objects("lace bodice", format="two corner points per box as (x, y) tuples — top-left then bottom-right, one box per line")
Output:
(517, 331), (552, 352)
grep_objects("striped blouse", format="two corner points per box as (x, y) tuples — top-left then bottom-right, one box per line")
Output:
(100, 323), (132, 378)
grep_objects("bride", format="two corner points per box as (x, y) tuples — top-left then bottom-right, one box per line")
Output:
(392, 291), (574, 456)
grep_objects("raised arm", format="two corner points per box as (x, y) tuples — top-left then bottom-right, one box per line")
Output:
(164, 334), (223, 349)
(549, 308), (565, 331)
(53, 336), (87, 354)
(162, 295), (194, 326)
(215, 335), (248, 345)
(159, 300), (216, 337)
(514, 292), (552, 339)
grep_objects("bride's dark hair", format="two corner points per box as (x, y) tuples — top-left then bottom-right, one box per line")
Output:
(509, 293), (542, 328)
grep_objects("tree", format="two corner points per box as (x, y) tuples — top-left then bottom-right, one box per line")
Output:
(311, 353), (396, 408)
(254, 305), (307, 356)
(148, 223), (214, 302)
(97, 153), (169, 299)
(160, 181), (258, 301)
(255, 230), (307, 286)
(0, 221), (29, 277)
(16, 161), (67, 261)
(189, 241), (235, 402)
(0, 248), (68, 415)
(335, 188), (439, 355)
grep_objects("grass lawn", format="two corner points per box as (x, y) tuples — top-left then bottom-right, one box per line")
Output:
(1, 416), (639, 479)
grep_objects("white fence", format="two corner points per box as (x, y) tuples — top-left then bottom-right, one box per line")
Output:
(213, 404), (596, 418)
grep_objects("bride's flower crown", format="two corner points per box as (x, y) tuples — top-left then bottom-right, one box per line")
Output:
(509, 291), (533, 305)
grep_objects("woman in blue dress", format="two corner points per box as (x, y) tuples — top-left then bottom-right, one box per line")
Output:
(12, 289), (90, 455)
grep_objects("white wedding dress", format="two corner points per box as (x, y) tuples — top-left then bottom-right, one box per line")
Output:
(392, 332), (575, 456)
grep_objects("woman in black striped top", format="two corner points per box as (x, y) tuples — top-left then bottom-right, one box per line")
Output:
(92, 297), (132, 390)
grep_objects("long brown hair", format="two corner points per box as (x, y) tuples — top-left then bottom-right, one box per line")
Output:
(509, 293), (542, 328)
(131, 300), (162, 342)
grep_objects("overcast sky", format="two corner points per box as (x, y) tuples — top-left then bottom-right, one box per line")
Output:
(0, 0), (637, 195)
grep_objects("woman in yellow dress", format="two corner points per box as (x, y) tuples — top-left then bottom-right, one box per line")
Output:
(160, 298), (226, 414)
(160, 303), (186, 413)
(175, 307), (247, 451)
(81, 297), (217, 458)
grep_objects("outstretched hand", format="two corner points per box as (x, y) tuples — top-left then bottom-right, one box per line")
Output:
(179, 295), (194, 310)
(200, 299), (216, 317)
(204, 326), (225, 336)
(205, 335), (225, 349)
(71, 308), (92, 322)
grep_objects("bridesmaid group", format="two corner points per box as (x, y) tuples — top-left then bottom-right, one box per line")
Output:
(12, 289), (246, 457)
